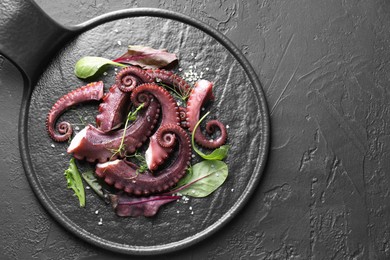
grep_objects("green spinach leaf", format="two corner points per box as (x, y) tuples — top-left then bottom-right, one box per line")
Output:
(74, 56), (126, 79)
(174, 160), (228, 198)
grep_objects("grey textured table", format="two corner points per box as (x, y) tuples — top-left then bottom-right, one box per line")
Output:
(1, 0), (390, 259)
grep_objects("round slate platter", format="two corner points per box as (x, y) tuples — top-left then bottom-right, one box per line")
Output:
(20, 10), (269, 255)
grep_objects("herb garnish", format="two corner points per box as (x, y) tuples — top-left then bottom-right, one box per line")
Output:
(171, 160), (228, 197)
(157, 81), (192, 101)
(127, 151), (148, 174)
(110, 103), (144, 158)
(74, 46), (178, 79)
(64, 158), (85, 207)
(82, 170), (104, 199)
(75, 56), (126, 79)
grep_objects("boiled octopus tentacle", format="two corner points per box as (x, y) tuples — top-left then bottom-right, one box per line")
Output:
(96, 66), (153, 132)
(67, 95), (160, 163)
(186, 79), (227, 149)
(46, 81), (104, 142)
(95, 124), (191, 196)
(131, 83), (180, 170)
(146, 69), (192, 95)
(116, 66), (153, 92)
(178, 106), (188, 128)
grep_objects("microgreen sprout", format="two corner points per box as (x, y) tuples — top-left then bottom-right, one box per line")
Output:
(127, 151), (148, 174)
(110, 103), (144, 158)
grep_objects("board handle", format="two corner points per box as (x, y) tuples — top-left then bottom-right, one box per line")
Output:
(0, 0), (75, 84)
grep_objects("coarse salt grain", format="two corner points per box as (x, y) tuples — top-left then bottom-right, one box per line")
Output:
(98, 218), (103, 225)
(226, 125), (230, 129)
(103, 72), (108, 76)
(117, 40), (122, 45)
(95, 210), (99, 215)
(231, 188), (234, 192)
(86, 186), (90, 190)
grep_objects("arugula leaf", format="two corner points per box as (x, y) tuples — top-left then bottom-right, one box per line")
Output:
(173, 160), (228, 198)
(81, 170), (104, 199)
(64, 158), (85, 207)
(192, 112), (230, 160)
(74, 56), (126, 79)
(109, 194), (180, 217)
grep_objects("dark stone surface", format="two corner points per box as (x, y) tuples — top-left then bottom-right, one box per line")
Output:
(1, 0), (390, 259)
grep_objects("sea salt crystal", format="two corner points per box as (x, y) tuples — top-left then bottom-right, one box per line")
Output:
(95, 210), (99, 215)
(98, 218), (103, 226)
(103, 72), (108, 76)
(51, 144), (55, 148)
(117, 40), (122, 46)
(189, 206), (192, 210)
(226, 125), (230, 129)
(191, 52), (194, 56)
(86, 186), (90, 190)
(231, 188), (234, 192)
(114, 29), (119, 32)
(205, 67), (209, 71)
(75, 126), (80, 131)
(191, 211), (194, 215)
(191, 154), (195, 158)
(178, 68), (183, 72)
(177, 210), (180, 214)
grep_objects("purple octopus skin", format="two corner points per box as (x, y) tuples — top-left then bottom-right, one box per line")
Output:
(178, 106), (188, 128)
(186, 79), (227, 149)
(46, 81), (104, 142)
(131, 83), (181, 171)
(96, 66), (153, 132)
(146, 68), (192, 95)
(67, 95), (160, 163)
(95, 124), (191, 196)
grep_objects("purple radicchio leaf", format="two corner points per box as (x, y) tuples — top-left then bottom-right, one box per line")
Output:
(109, 193), (180, 217)
(113, 45), (178, 69)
